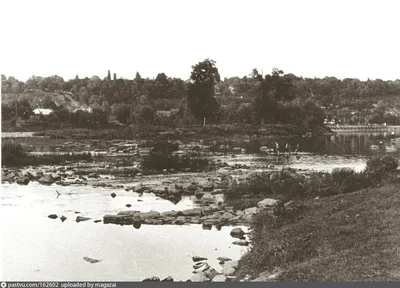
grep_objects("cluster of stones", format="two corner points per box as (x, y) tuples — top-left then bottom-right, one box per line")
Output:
(141, 256), (241, 282)
(103, 197), (279, 232)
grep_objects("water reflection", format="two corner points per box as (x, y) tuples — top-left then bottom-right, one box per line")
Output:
(281, 130), (400, 156)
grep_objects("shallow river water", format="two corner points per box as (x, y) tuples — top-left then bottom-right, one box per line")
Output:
(0, 182), (247, 281)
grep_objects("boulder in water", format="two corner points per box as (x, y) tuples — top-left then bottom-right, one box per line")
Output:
(192, 256), (208, 262)
(232, 240), (249, 246)
(181, 208), (202, 217)
(60, 215), (67, 222)
(222, 260), (239, 276)
(212, 275), (227, 282)
(257, 198), (278, 208)
(16, 176), (30, 185)
(48, 214), (58, 219)
(230, 228), (245, 238)
(76, 216), (91, 223)
(39, 175), (55, 185)
(161, 276), (173, 282)
(83, 256), (101, 264)
(190, 272), (209, 282)
(142, 276), (160, 282)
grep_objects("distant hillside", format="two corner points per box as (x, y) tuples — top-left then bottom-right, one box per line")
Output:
(1, 90), (91, 112)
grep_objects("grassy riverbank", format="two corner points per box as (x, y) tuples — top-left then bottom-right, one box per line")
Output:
(231, 155), (400, 281)
(236, 183), (400, 281)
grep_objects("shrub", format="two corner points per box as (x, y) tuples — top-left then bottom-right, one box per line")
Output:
(2, 142), (27, 166)
(142, 140), (209, 172)
(331, 168), (370, 194)
(224, 173), (272, 201)
(365, 155), (399, 184)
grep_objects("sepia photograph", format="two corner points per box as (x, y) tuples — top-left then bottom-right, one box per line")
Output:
(1, 0), (400, 284)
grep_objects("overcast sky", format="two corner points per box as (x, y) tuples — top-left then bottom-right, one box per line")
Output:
(1, 0), (399, 82)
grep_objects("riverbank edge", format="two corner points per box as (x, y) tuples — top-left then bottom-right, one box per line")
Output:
(232, 183), (400, 282)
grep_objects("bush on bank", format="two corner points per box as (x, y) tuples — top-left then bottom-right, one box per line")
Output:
(141, 140), (209, 172)
(224, 155), (399, 205)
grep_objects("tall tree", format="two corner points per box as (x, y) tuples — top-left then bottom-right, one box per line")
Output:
(187, 59), (221, 125)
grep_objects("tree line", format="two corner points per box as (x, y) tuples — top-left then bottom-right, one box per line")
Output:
(2, 59), (400, 127)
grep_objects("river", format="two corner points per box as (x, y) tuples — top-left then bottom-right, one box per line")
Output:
(0, 182), (247, 281)
(1, 129), (400, 280)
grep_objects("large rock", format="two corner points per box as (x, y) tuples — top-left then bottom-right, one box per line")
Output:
(222, 261), (239, 276)
(181, 208), (202, 217)
(241, 214), (255, 224)
(175, 216), (186, 225)
(83, 256), (101, 264)
(161, 210), (179, 217)
(212, 275), (227, 282)
(202, 181), (214, 192)
(202, 222), (212, 230)
(202, 207), (216, 216)
(48, 214), (58, 219)
(230, 228), (245, 238)
(190, 272), (209, 282)
(143, 219), (163, 225)
(117, 211), (139, 216)
(203, 268), (219, 280)
(16, 176), (30, 185)
(235, 210), (244, 216)
(193, 262), (207, 270)
(104, 214), (138, 225)
(186, 183), (198, 193)
(220, 212), (235, 222)
(142, 277), (160, 282)
(76, 216), (91, 223)
(244, 207), (258, 215)
(39, 175), (55, 185)
(192, 256), (208, 262)
(138, 211), (160, 220)
(257, 198), (278, 208)
(194, 263), (210, 274)
(161, 276), (173, 282)
(233, 240), (250, 246)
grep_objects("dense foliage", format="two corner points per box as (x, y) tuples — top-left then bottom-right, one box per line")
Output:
(3, 60), (400, 128)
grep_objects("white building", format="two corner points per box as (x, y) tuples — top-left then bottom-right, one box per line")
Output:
(33, 108), (54, 115)
(73, 107), (92, 113)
